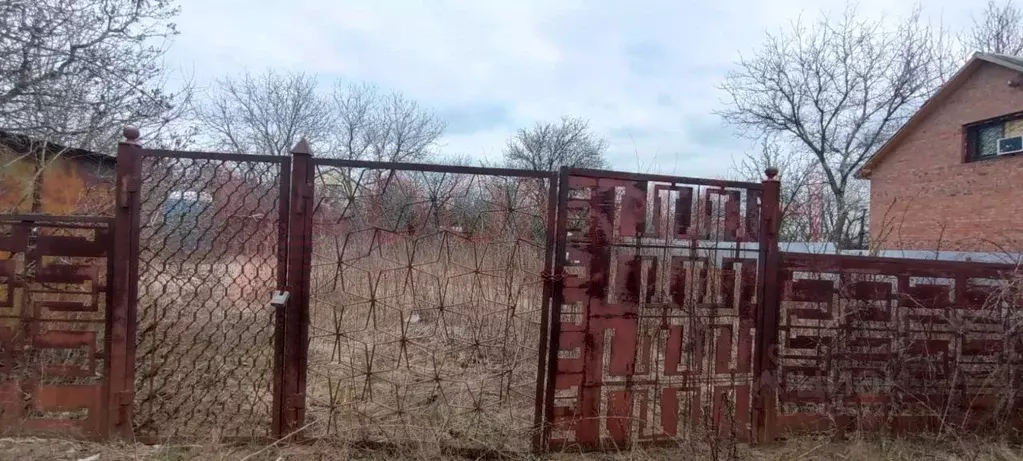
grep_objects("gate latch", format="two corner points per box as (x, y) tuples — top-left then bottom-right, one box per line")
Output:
(270, 290), (290, 308)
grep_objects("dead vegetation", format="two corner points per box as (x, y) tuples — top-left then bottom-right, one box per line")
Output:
(774, 254), (1023, 440)
(302, 193), (547, 451)
(16, 157), (1017, 459)
(4, 436), (1023, 461)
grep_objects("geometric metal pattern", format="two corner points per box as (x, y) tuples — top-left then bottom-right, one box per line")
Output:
(775, 253), (1023, 435)
(0, 215), (111, 437)
(13, 131), (1019, 450)
(545, 170), (765, 449)
(131, 152), (288, 438)
(304, 159), (554, 452)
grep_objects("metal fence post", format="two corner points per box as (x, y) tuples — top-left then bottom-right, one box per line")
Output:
(271, 154), (292, 438)
(753, 166), (781, 444)
(109, 127), (142, 438)
(539, 167), (571, 451)
(531, 171), (561, 452)
(282, 139), (313, 437)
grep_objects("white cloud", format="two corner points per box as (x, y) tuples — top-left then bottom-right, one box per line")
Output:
(166, 0), (990, 178)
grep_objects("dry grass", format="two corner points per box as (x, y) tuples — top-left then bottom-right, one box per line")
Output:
(109, 164), (1023, 455)
(133, 256), (278, 438)
(3, 436), (1023, 461)
(302, 227), (546, 451)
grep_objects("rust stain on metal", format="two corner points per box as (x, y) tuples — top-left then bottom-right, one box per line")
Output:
(545, 169), (768, 450)
(0, 217), (112, 437)
(772, 252), (1023, 435)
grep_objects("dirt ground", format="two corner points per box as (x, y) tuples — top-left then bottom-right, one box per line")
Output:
(3, 437), (1023, 461)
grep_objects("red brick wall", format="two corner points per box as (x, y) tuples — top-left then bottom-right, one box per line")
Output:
(869, 62), (1023, 251)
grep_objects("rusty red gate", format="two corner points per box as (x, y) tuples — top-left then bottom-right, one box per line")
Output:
(110, 130), (782, 450)
(113, 132), (565, 449)
(536, 167), (780, 450)
(14, 128), (1023, 450)
(113, 133), (294, 439)
(2, 128), (783, 450)
(0, 214), (125, 438)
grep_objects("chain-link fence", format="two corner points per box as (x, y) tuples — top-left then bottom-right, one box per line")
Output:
(132, 153), (287, 438)
(304, 160), (554, 451)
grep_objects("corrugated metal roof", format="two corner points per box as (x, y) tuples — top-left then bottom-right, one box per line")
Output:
(0, 130), (114, 165)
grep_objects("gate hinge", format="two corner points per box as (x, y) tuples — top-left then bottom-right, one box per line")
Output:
(116, 390), (134, 426)
(117, 390), (134, 405)
(118, 175), (140, 208)
(540, 269), (566, 282)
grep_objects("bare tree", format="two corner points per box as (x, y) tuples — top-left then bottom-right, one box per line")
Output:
(504, 116), (608, 171)
(720, 5), (950, 248)
(965, 0), (1023, 55)
(199, 74), (446, 161)
(0, 0), (191, 215)
(199, 71), (332, 156)
(0, 0), (190, 153)
(330, 82), (445, 162)
(733, 137), (815, 241)
(331, 82), (376, 161)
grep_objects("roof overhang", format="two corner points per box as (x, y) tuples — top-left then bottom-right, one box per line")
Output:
(856, 52), (1023, 179)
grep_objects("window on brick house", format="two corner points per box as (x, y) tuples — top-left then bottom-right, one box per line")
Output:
(965, 113), (1023, 161)
(967, 122), (1003, 160)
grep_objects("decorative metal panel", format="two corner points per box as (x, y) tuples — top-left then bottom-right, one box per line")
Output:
(547, 171), (765, 449)
(775, 253), (1023, 435)
(0, 217), (111, 437)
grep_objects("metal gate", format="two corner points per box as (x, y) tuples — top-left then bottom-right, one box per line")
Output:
(114, 133), (292, 439)
(109, 129), (780, 450)
(114, 133), (563, 449)
(293, 155), (558, 452)
(537, 167), (780, 450)
(0, 214), (119, 438)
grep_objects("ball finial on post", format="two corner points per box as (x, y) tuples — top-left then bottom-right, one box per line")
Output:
(765, 166), (779, 181)
(123, 126), (141, 144)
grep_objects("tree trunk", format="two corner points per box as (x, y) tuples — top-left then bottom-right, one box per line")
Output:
(831, 196), (849, 251)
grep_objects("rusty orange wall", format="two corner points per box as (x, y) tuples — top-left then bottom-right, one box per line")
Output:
(0, 150), (34, 212)
(0, 149), (114, 215)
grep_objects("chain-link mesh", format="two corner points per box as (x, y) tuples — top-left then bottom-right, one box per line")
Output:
(305, 163), (551, 451)
(133, 155), (284, 438)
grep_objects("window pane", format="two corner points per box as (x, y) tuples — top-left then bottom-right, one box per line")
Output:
(976, 123), (1004, 158)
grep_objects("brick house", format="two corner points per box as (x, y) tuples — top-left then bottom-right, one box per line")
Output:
(0, 131), (115, 215)
(858, 52), (1023, 251)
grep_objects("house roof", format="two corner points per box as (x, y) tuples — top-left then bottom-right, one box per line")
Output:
(856, 52), (1023, 179)
(0, 130), (115, 166)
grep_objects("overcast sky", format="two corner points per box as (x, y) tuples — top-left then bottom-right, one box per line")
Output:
(165, 0), (990, 178)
